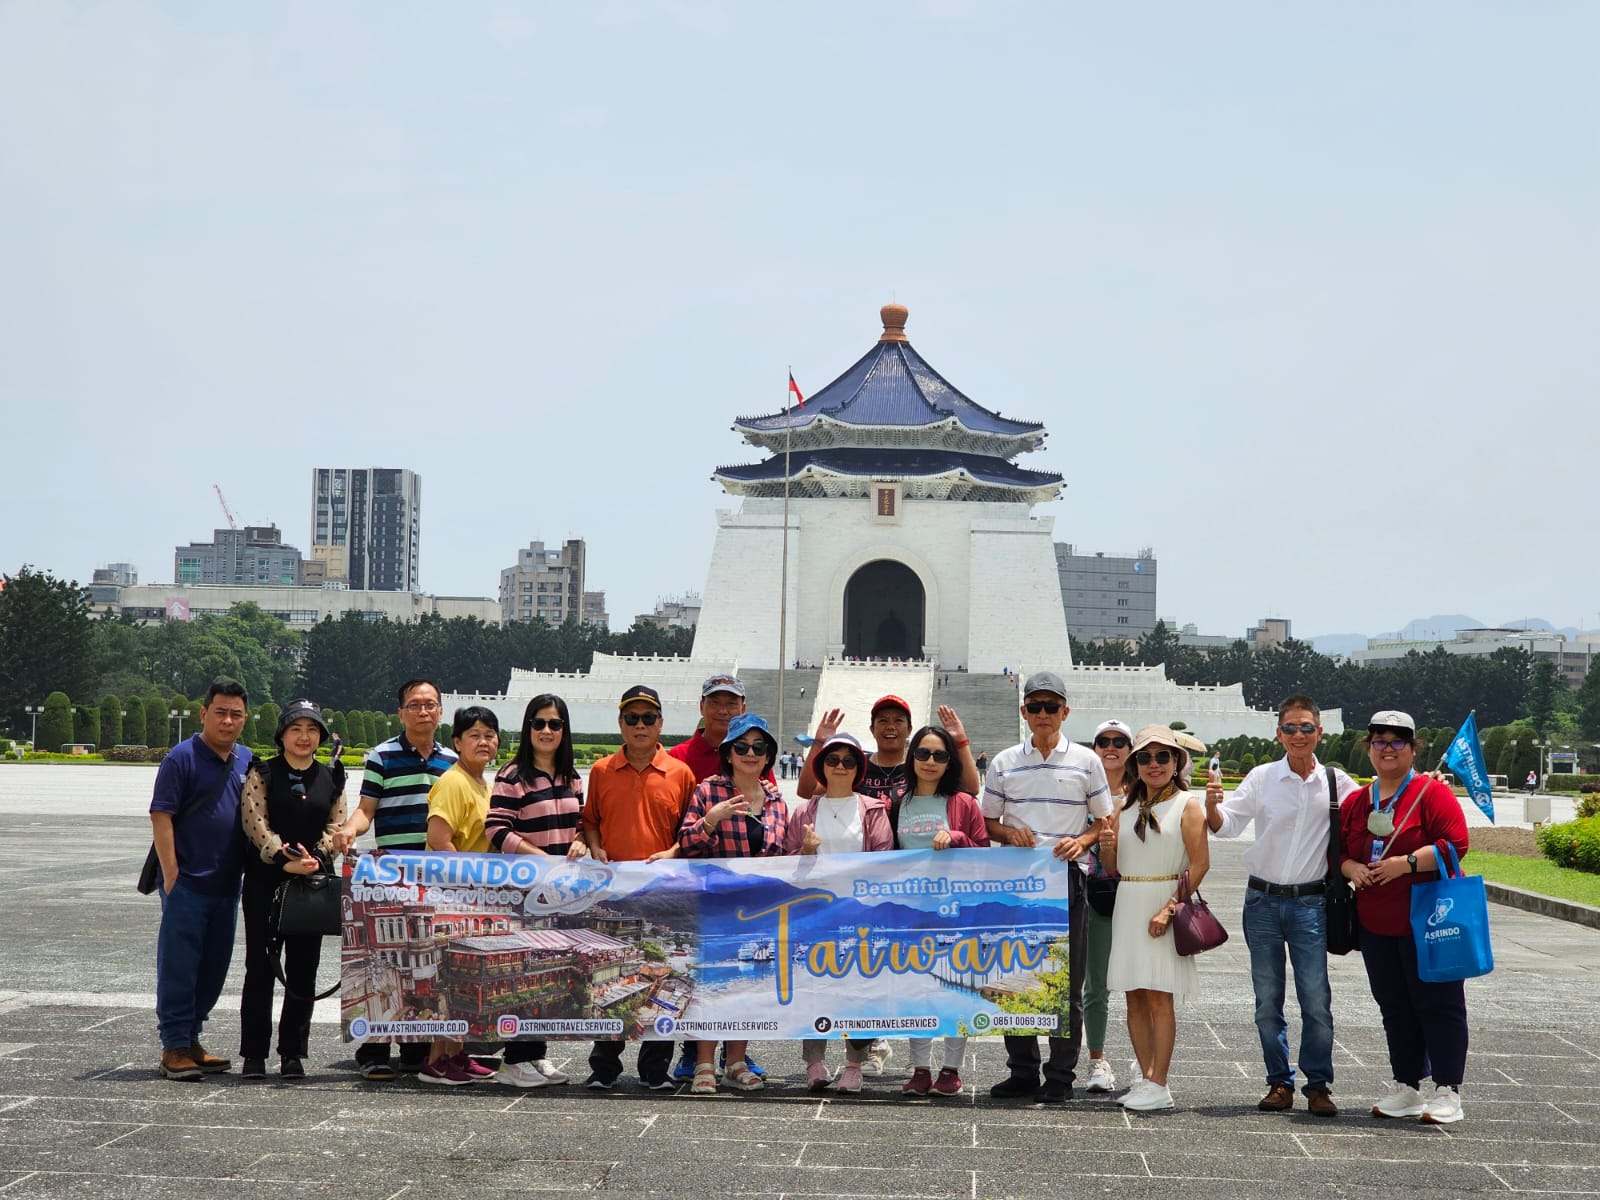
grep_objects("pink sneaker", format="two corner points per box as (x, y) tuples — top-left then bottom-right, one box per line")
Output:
(834, 1062), (863, 1094)
(806, 1061), (832, 1092)
(902, 1068), (933, 1097)
(454, 1053), (496, 1080)
(419, 1056), (474, 1086)
(931, 1067), (963, 1097)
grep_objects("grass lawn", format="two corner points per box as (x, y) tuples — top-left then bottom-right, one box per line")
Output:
(1472, 851), (1600, 908)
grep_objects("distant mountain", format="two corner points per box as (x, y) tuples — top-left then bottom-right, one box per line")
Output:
(1309, 614), (1590, 652)
(1310, 634), (1368, 657)
(1385, 614), (1483, 641)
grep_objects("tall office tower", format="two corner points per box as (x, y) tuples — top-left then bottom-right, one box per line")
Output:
(499, 539), (586, 625)
(309, 468), (421, 592)
(174, 526), (303, 587)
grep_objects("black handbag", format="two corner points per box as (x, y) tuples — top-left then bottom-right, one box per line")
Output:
(268, 864), (343, 1002)
(1325, 766), (1361, 956)
(137, 758), (236, 894)
(1086, 865), (1119, 917)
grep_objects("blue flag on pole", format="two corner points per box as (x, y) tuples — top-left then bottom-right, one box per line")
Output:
(1445, 712), (1495, 823)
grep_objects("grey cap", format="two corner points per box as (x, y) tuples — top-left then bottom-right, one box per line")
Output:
(1368, 709), (1416, 733)
(701, 674), (746, 699)
(1021, 671), (1068, 701)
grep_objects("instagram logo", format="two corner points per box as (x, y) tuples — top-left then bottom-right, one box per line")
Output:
(497, 1015), (521, 1038)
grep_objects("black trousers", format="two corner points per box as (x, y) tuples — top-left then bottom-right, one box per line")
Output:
(588, 1038), (671, 1083)
(1003, 866), (1088, 1086)
(240, 872), (322, 1060)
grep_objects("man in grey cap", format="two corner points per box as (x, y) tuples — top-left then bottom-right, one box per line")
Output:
(980, 672), (1113, 1103)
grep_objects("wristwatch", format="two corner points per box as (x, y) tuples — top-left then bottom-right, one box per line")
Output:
(1406, 853), (1418, 873)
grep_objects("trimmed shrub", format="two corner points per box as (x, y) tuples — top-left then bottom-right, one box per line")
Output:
(1547, 774), (1600, 792)
(1578, 793), (1600, 821)
(1537, 817), (1600, 874)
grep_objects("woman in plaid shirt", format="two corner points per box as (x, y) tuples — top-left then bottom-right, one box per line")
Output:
(678, 712), (788, 1095)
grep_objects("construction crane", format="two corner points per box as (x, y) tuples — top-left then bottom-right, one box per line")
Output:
(213, 484), (238, 530)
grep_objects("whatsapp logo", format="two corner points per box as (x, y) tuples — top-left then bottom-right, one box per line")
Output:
(972, 1012), (992, 1031)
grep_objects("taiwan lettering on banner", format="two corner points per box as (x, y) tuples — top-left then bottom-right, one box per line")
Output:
(340, 848), (1071, 1043)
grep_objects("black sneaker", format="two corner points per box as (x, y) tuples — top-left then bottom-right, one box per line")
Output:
(642, 1073), (677, 1092)
(280, 1057), (306, 1081)
(1035, 1080), (1074, 1103)
(989, 1075), (1040, 1099)
(241, 1058), (267, 1080)
(584, 1074), (618, 1090)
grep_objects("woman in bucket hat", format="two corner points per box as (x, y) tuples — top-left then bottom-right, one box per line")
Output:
(237, 700), (346, 1081)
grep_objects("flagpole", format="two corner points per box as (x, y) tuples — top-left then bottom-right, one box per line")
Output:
(776, 368), (793, 749)
(1435, 708), (1472, 773)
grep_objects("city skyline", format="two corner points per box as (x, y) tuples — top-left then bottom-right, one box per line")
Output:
(4, 5), (1596, 638)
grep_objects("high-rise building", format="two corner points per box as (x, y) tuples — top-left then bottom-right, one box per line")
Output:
(309, 468), (421, 592)
(1055, 545), (1158, 643)
(174, 526), (303, 588)
(636, 592), (701, 631)
(582, 591), (609, 629)
(500, 539), (586, 625)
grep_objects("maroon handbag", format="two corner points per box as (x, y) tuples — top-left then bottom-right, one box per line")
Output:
(1172, 869), (1229, 956)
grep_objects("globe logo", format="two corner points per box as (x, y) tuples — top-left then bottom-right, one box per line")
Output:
(348, 1018), (369, 1039)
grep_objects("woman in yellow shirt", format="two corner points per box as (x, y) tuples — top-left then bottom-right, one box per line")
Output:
(420, 706), (501, 1085)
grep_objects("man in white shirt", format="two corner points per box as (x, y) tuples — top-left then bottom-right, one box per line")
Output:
(981, 672), (1113, 1103)
(1205, 694), (1358, 1118)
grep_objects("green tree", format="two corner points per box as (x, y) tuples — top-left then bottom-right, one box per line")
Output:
(0, 567), (97, 736)
(145, 701), (170, 748)
(257, 702), (281, 746)
(1136, 620), (1181, 667)
(347, 711), (370, 747)
(99, 695), (123, 748)
(38, 691), (73, 752)
(1578, 666), (1600, 741)
(123, 696), (146, 747)
(1527, 660), (1560, 736)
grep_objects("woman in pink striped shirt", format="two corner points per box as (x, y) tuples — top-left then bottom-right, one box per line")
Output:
(486, 693), (585, 1089)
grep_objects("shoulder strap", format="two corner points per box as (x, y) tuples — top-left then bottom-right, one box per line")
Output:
(1325, 766), (1340, 878)
(1394, 776), (1428, 835)
(888, 794), (902, 846)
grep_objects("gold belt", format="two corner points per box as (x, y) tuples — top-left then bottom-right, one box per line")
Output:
(1119, 873), (1179, 882)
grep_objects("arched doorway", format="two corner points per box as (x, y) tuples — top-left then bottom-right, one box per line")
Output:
(843, 560), (925, 660)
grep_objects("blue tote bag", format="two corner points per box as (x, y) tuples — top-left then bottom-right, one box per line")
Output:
(1410, 843), (1494, 983)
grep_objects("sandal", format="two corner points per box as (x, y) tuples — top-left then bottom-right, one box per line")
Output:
(723, 1062), (764, 1091)
(689, 1062), (717, 1095)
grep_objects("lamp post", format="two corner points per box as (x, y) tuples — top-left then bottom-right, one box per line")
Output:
(170, 708), (187, 742)
(23, 704), (43, 747)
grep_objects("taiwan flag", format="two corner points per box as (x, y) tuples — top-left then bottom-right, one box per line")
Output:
(788, 372), (805, 407)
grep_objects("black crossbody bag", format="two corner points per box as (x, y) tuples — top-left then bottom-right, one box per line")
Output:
(1325, 766), (1360, 956)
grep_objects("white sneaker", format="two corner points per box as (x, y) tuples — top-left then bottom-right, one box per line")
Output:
(1118, 1079), (1156, 1107)
(1371, 1081), (1427, 1119)
(1123, 1081), (1174, 1112)
(531, 1058), (569, 1085)
(495, 1061), (550, 1089)
(862, 1040), (892, 1076)
(1129, 1059), (1145, 1087)
(1086, 1058), (1117, 1093)
(1420, 1085), (1464, 1125)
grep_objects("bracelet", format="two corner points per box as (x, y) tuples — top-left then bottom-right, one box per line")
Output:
(955, 737), (970, 748)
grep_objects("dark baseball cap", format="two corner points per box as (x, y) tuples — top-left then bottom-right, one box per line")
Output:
(619, 684), (663, 711)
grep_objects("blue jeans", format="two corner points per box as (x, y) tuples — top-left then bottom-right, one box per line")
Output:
(1242, 890), (1334, 1092)
(156, 880), (240, 1051)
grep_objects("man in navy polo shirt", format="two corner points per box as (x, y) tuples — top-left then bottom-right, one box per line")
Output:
(149, 679), (253, 1082)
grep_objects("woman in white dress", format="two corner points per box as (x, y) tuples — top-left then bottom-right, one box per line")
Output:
(1099, 725), (1210, 1112)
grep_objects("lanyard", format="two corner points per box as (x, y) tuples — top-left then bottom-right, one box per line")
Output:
(1373, 769), (1414, 816)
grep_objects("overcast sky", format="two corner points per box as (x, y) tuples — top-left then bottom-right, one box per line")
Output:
(3, 2), (1596, 641)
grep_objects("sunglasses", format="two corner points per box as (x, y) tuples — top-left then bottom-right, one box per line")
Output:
(1024, 701), (1063, 715)
(1279, 722), (1318, 735)
(911, 747), (951, 764)
(822, 753), (858, 769)
(621, 711), (661, 727)
(1094, 735), (1130, 749)
(529, 717), (565, 732)
(1134, 749), (1175, 766)
(1370, 737), (1412, 751)
(728, 741), (765, 757)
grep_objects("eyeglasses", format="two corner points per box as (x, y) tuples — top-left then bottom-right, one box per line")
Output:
(728, 741), (765, 757)
(1024, 701), (1063, 715)
(911, 747), (951, 764)
(1134, 749), (1175, 766)
(621, 712), (661, 727)
(1279, 722), (1318, 735)
(1370, 737), (1411, 751)
(529, 717), (564, 732)
(823, 754), (857, 769)
(402, 701), (441, 714)
(1094, 736), (1130, 749)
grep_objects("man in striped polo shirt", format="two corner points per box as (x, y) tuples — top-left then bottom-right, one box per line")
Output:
(332, 678), (456, 1080)
(981, 671), (1113, 1104)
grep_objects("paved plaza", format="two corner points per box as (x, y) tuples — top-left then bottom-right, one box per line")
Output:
(1, 765), (1598, 1198)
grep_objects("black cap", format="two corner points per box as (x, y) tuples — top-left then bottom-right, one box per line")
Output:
(275, 699), (330, 747)
(618, 684), (663, 711)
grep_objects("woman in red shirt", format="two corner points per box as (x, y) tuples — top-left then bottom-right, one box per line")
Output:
(1338, 711), (1470, 1126)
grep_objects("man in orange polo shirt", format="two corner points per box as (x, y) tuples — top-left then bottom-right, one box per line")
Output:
(573, 683), (694, 1089)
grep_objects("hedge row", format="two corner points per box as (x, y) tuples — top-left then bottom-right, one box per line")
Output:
(1537, 817), (1600, 874)
(1544, 775), (1600, 793)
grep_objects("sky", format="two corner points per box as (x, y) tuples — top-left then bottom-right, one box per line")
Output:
(3, 2), (1597, 642)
